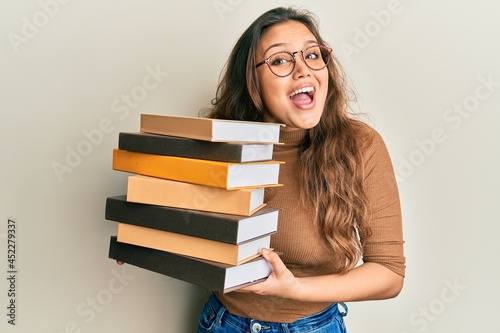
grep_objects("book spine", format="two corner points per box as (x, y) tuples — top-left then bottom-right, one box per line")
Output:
(118, 132), (249, 163)
(140, 114), (282, 143)
(141, 114), (213, 141)
(117, 223), (272, 265)
(108, 237), (227, 292)
(126, 175), (264, 216)
(105, 196), (241, 243)
(113, 148), (230, 188)
(117, 223), (245, 265)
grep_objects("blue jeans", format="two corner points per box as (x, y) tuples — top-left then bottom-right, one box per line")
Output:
(198, 293), (348, 333)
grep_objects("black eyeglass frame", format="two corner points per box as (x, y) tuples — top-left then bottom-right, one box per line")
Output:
(255, 45), (333, 78)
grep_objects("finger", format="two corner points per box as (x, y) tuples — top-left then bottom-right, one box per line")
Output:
(261, 248), (287, 275)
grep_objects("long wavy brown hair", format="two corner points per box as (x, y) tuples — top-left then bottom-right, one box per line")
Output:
(204, 7), (372, 273)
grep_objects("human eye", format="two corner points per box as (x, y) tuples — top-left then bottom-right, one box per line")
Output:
(304, 47), (321, 60)
(270, 52), (293, 67)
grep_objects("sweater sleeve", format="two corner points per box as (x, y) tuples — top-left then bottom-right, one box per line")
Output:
(360, 128), (406, 277)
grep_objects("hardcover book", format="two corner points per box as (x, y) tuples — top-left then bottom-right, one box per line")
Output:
(105, 195), (280, 244)
(118, 132), (274, 163)
(108, 237), (272, 293)
(126, 175), (266, 216)
(117, 223), (273, 265)
(113, 149), (282, 189)
(140, 113), (283, 143)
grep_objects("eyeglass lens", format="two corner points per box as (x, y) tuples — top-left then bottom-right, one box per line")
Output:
(268, 46), (330, 77)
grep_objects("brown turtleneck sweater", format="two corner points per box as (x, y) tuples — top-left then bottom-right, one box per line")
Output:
(215, 126), (405, 323)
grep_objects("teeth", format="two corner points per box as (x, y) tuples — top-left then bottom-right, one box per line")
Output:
(289, 86), (314, 97)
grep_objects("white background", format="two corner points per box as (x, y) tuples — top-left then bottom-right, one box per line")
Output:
(1, 1), (499, 332)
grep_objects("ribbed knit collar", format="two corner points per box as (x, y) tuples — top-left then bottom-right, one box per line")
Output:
(278, 128), (308, 147)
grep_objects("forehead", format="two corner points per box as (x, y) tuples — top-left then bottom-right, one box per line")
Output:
(258, 20), (317, 54)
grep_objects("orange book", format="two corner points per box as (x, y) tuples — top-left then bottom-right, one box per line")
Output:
(112, 148), (282, 189)
(117, 223), (273, 265)
(126, 175), (266, 216)
(140, 114), (283, 143)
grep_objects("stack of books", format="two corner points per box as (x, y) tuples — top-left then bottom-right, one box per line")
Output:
(106, 114), (284, 293)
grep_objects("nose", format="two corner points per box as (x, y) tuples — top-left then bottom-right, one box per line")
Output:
(292, 51), (311, 77)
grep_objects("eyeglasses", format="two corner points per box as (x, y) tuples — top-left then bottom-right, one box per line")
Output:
(255, 45), (332, 77)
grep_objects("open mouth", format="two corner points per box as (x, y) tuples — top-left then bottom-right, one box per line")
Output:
(289, 86), (315, 108)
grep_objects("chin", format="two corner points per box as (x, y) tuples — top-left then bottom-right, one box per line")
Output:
(298, 111), (323, 129)
(301, 121), (321, 130)
(289, 117), (321, 130)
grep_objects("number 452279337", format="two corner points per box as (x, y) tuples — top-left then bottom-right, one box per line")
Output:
(7, 219), (16, 270)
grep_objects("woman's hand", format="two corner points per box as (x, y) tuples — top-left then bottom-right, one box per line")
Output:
(237, 250), (404, 303)
(236, 248), (301, 299)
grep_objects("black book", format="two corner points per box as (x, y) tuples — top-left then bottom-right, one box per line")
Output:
(118, 132), (274, 163)
(105, 195), (280, 244)
(108, 236), (272, 293)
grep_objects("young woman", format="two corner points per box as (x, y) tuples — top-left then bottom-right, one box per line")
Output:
(198, 7), (405, 333)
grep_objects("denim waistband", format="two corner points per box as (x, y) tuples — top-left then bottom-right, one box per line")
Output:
(206, 293), (347, 333)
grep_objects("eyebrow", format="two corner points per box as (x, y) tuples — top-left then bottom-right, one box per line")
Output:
(263, 40), (319, 56)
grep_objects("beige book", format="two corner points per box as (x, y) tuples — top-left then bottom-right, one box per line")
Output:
(117, 223), (272, 265)
(126, 175), (267, 216)
(140, 113), (283, 143)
